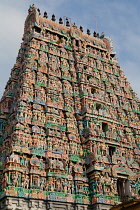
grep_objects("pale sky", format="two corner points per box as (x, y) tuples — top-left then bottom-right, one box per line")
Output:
(0, 0), (140, 98)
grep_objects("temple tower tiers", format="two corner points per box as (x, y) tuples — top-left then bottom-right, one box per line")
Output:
(0, 5), (140, 210)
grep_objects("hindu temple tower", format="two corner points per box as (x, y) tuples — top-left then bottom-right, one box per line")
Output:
(0, 5), (140, 210)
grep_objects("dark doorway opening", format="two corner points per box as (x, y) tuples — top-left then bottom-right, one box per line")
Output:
(117, 178), (131, 202)
(109, 146), (116, 162)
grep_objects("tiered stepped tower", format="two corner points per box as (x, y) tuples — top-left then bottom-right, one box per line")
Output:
(0, 5), (140, 210)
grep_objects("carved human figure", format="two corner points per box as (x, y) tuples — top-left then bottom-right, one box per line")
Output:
(11, 173), (19, 186)
(2, 173), (8, 188)
(22, 174), (29, 189)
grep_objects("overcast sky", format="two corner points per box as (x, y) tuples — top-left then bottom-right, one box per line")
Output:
(0, 0), (140, 98)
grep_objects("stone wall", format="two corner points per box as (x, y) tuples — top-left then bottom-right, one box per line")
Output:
(0, 197), (113, 210)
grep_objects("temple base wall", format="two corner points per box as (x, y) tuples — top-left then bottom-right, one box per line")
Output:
(0, 197), (113, 210)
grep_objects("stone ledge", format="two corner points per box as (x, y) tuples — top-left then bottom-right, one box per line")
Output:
(0, 196), (113, 210)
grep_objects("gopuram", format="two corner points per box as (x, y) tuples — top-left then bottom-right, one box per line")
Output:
(0, 5), (140, 210)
